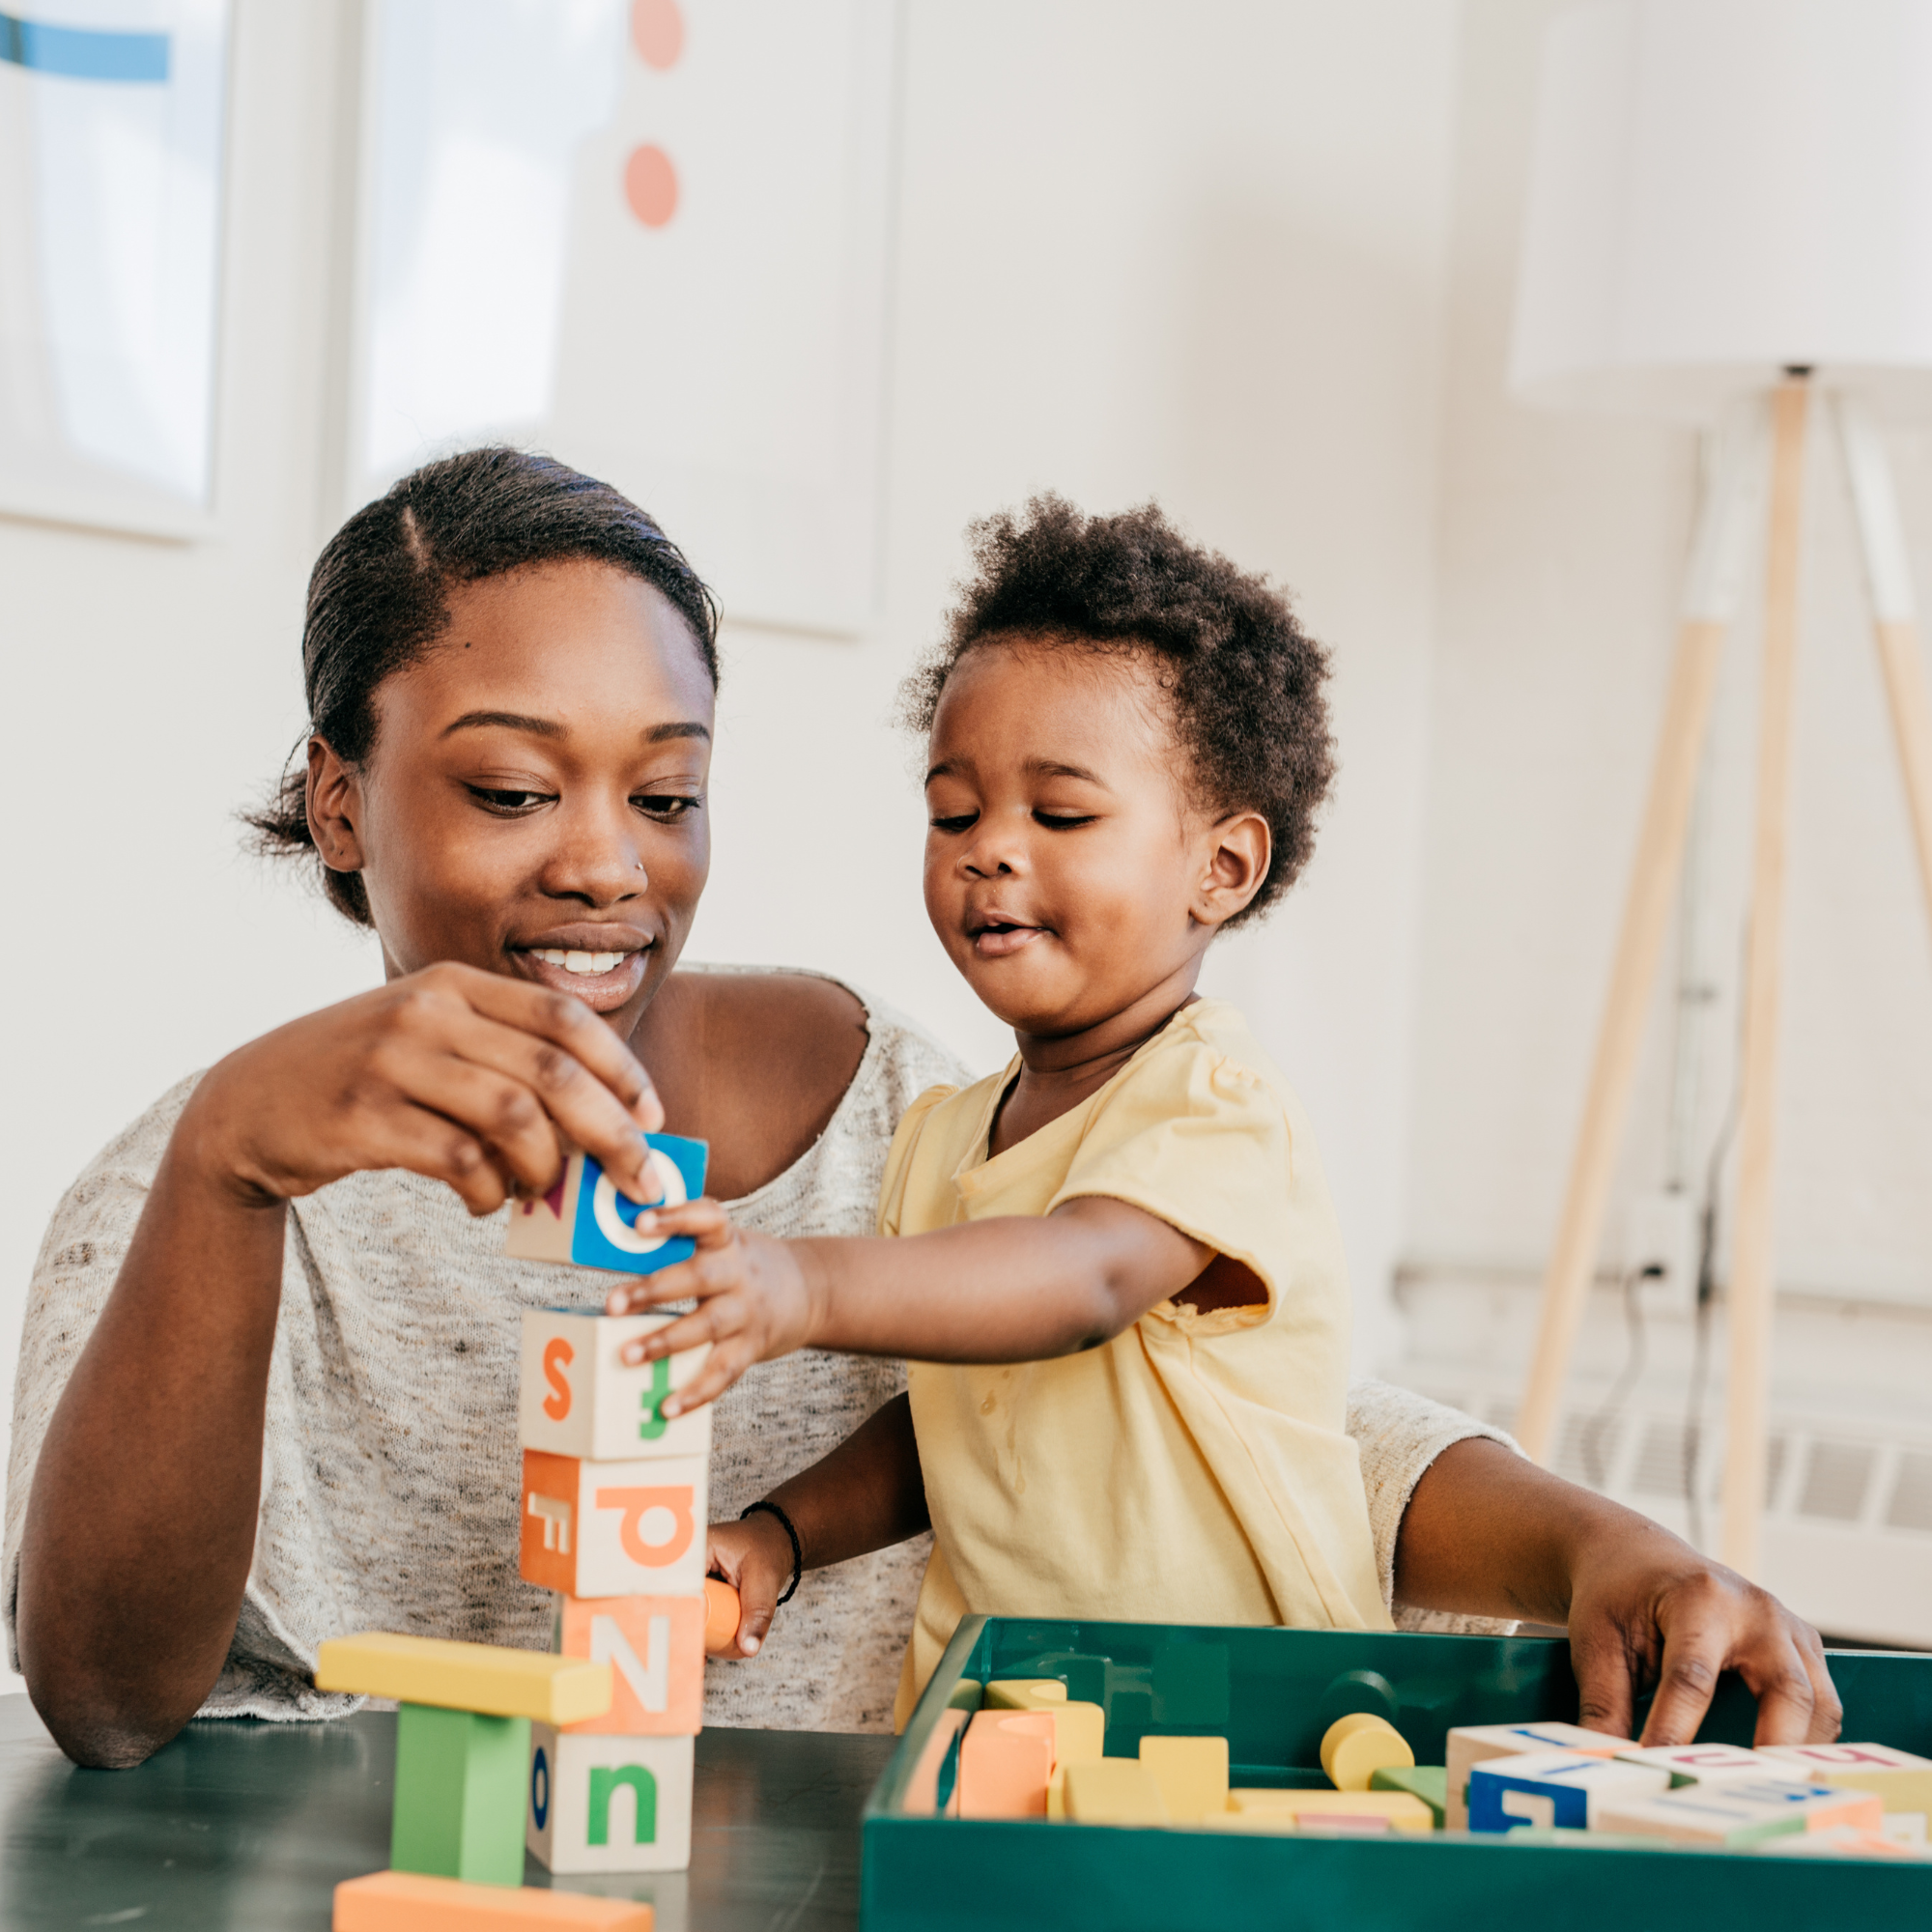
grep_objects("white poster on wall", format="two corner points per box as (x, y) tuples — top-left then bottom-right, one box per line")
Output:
(0, 0), (232, 538)
(343, 0), (899, 636)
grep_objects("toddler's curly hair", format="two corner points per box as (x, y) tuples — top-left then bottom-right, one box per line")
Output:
(898, 495), (1335, 927)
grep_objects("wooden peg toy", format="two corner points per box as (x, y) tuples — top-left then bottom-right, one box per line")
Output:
(528, 1725), (695, 1874)
(703, 1577), (741, 1653)
(1465, 1750), (1669, 1833)
(1321, 1712), (1414, 1791)
(1445, 1721), (1634, 1830)
(506, 1135), (708, 1277)
(520, 1449), (708, 1598)
(958, 1710), (1056, 1819)
(1062, 1759), (1171, 1827)
(554, 1594), (704, 1736)
(314, 1632), (612, 1726)
(1371, 1764), (1447, 1826)
(1138, 1736), (1229, 1822)
(518, 1310), (712, 1462)
(333, 1870), (656, 1928)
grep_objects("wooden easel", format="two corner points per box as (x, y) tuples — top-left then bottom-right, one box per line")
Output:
(1515, 374), (1932, 1578)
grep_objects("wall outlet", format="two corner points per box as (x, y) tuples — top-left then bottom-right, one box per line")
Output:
(1621, 1189), (1700, 1311)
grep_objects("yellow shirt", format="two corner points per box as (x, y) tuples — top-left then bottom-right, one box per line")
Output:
(883, 998), (1391, 1726)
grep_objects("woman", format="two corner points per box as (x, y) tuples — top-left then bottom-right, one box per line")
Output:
(6, 449), (1837, 1770)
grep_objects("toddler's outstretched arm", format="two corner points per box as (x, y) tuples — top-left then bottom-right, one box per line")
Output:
(607, 1193), (1234, 1414)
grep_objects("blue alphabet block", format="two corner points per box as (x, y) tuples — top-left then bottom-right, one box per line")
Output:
(1467, 1750), (1668, 1833)
(506, 1135), (708, 1276)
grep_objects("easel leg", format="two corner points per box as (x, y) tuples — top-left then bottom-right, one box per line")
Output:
(1719, 377), (1810, 1578)
(1516, 409), (1767, 1463)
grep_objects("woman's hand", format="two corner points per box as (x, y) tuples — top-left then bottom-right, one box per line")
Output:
(181, 961), (665, 1216)
(704, 1515), (796, 1658)
(605, 1201), (818, 1411)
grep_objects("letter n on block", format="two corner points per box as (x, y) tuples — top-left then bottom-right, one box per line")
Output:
(528, 1725), (694, 1873)
(557, 1594), (704, 1735)
(520, 1450), (708, 1597)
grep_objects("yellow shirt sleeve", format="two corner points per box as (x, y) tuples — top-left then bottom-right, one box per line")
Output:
(877, 1084), (958, 1238)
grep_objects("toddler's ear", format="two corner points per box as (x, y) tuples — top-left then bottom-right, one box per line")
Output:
(1197, 810), (1271, 925)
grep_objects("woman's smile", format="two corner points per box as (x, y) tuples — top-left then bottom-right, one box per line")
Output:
(512, 935), (653, 1009)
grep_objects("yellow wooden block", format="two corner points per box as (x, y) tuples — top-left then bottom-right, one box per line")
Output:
(1193, 1810), (1298, 1834)
(1047, 1764), (1067, 1820)
(1820, 1769), (1932, 1820)
(1139, 1736), (1230, 1822)
(1321, 1714), (1414, 1792)
(1228, 1788), (1433, 1833)
(315, 1632), (613, 1724)
(1047, 1701), (1106, 1768)
(986, 1679), (1067, 1710)
(1063, 1759), (1171, 1826)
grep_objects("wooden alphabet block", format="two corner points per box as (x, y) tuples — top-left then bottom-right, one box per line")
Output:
(1809, 1769), (1932, 1821)
(519, 1310), (713, 1462)
(1614, 1743), (1804, 1786)
(1758, 1743), (1932, 1776)
(333, 1870), (656, 1928)
(1758, 1824), (1932, 1860)
(314, 1632), (612, 1725)
(390, 1703), (530, 1888)
(1046, 1701), (1106, 1769)
(1466, 1750), (1668, 1833)
(554, 1595), (704, 1736)
(520, 1451), (708, 1598)
(528, 1726), (694, 1873)
(1227, 1788), (1433, 1833)
(1321, 1713), (1413, 1792)
(1138, 1736), (1229, 1822)
(1598, 1779), (1884, 1847)
(902, 1708), (969, 1817)
(1371, 1764), (1447, 1826)
(506, 1136), (708, 1277)
(1062, 1759), (1170, 1826)
(985, 1679), (1067, 1711)
(1444, 1722), (1634, 1830)
(958, 1710), (1055, 1819)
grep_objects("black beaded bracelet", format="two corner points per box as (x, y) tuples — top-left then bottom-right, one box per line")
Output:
(740, 1498), (804, 1605)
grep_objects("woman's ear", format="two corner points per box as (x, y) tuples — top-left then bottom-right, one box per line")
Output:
(1194, 810), (1271, 928)
(306, 737), (367, 875)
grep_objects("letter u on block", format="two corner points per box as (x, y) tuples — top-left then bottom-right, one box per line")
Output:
(589, 1766), (657, 1847)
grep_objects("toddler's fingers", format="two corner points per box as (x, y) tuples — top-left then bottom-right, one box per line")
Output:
(663, 1330), (760, 1415)
(607, 1256), (710, 1321)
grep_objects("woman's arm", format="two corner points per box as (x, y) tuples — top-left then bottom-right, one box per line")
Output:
(704, 1393), (928, 1658)
(1396, 1435), (1841, 1747)
(17, 965), (663, 1768)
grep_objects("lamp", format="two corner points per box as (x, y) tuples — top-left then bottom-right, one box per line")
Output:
(1508, 0), (1932, 1579)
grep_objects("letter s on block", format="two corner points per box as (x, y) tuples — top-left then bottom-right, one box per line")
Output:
(542, 1337), (574, 1420)
(597, 1486), (695, 1567)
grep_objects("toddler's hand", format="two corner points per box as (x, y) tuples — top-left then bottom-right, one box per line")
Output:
(704, 1516), (796, 1659)
(605, 1201), (815, 1412)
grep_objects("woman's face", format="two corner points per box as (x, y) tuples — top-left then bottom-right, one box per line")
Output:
(311, 558), (716, 1037)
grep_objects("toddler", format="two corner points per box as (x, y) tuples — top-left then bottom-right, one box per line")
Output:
(612, 495), (1392, 1715)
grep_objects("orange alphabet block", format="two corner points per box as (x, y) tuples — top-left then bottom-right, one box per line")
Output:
(520, 1450), (707, 1598)
(555, 1595), (704, 1736)
(333, 1871), (652, 1928)
(958, 1709), (1055, 1819)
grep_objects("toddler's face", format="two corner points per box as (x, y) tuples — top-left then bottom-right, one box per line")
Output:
(923, 639), (1235, 1038)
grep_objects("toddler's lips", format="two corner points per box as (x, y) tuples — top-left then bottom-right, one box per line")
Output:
(971, 923), (1045, 958)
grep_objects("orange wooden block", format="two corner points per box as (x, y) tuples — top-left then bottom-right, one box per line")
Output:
(703, 1577), (741, 1652)
(333, 1870), (652, 1928)
(520, 1449), (707, 1598)
(555, 1595), (703, 1736)
(959, 1709), (1055, 1819)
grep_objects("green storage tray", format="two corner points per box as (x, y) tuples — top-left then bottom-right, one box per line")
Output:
(861, 1617), (1932, 1931)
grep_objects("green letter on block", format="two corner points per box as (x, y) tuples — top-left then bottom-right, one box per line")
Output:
(390, 1703), (530, 1888)
(587, 1765), (658, 1846)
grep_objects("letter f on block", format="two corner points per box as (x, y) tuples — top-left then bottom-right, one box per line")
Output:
(591, 1612), (670, 1716)
(527, 1492), (574, 1553)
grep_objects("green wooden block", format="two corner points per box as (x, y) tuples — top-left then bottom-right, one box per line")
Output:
(1371, 1763), (1447, 1825)
(390, 1702), (529, 1887)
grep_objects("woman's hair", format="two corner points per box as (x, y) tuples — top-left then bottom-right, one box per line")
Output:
(249, 446), (719, 925)
(898, 494), (1335, 926)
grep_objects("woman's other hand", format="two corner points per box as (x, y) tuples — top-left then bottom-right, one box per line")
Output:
(704, 1515), (795, 1658)
(182, 960), (664, 1218)
(606, 1202), (817, 1410)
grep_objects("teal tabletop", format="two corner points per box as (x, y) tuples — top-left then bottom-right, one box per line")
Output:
(0, 1693), (892, 1930)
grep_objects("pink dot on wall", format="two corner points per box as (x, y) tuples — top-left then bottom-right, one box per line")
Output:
(624, 144), (679, 228)
(631, 0), (684, 71)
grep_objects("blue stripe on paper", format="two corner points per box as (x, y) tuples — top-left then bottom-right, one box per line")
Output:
(0, 13), (170, 81)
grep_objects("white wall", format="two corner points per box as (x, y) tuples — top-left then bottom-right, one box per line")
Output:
(0, 0), (1463, 1700)
(1407, 0), (1932, 1315)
